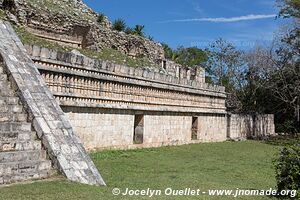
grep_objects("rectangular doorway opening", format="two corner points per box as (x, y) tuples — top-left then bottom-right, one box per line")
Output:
(191, 117), (198, 140)
(134, 115), (144, 144)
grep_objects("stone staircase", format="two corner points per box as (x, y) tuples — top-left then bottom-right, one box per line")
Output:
(0, 64), (53, 184)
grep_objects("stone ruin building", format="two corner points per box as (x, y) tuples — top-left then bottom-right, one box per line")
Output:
(0, 0), (275, 186)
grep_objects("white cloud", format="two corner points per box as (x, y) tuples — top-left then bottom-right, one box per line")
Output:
(160, 14), (277, 23)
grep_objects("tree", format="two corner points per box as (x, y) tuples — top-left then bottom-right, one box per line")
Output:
(175, 47), (207, 67)
(204, 39), (246, 111)
(277, 0), (300, 18)
(270, 0), (300, 130)
(112, 19), (126, 32)
(161, 43), (178, 60)
(161, 44), (207, 67)
(205, 38), (245, 86)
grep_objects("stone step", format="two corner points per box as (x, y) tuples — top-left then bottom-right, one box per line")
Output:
(0, 160), (52, 178)
(0, 86), (14, 96)
(0, 97), (19, 105)
(0, 74), (7, 81)
(0, 150), (47, 163)
(0, 113), (27, 122)
(0, 140), (42, 152)
(0, 105), (23, 113)
(1, 170), (52, 185)
(0, 131), (37, 141)
(0, 160), (54, 184)
(0, 122), (32, 132)
(0, 67), (53, 185)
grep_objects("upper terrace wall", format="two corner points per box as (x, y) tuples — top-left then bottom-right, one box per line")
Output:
(161, 59), (206, 83)
(6, 0), (165, 63)
(22, 44), (228, 151)
(25, 45), (226, 114)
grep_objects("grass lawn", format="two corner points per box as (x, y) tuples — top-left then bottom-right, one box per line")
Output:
(0, 141), (282, 200)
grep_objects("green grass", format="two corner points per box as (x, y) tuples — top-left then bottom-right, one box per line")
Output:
(80, 48), (159, 68)
(14, 26), (69, 52)
(0, 141), (283, 200)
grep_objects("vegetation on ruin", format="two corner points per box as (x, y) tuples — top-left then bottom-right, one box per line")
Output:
(0, 141), (282, 200)
(0, 9), (6, 20)
(14, 25), (159, 69)
(80, 48), (159, 68)
(112, 18), (127, 32)
(126, 25), (146, 37)
(14, 26), (69, 52)
(97, 12), (105, 24)
(26, 0), (95, 21)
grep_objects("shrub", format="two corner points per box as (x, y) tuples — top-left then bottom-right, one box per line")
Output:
(276, 120), (299, 134)
(125, 27), (134, 35)
(112, 18), (126, 32)
(97, 13), (105, 24)
(125, 25), (145, 37)
(148, 35), (154, 41)
(275, 144), (300, 198)
(132, 25), (145, 37)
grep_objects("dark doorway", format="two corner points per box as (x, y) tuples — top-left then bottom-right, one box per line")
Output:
(134, 115), (144, 144)
(191, 117), (198, 140)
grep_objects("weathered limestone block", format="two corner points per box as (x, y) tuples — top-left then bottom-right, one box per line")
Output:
(0, 20), (105, 186)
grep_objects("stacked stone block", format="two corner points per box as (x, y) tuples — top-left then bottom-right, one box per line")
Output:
(0, 64), (53, 184)
(0, 20), (105, 186)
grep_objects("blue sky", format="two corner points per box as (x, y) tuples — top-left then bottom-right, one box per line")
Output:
(83, 0), (285, 49)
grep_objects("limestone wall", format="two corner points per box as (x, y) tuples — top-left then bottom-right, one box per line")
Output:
(197, 114), (227, 142)
(64, 107), (134, 150)
(63, 107), (227, 151)
(143, 115), (192, 147)
(21, 44), (229, 150)
(228, 114), (275, 139)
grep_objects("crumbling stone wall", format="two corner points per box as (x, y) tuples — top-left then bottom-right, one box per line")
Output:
(161, 60), (206, 82)
(6, 0), (165, 63)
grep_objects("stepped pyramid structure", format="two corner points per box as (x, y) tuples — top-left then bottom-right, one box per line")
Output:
(0, 64), (53, 184)
(0, 20), (105, 186)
